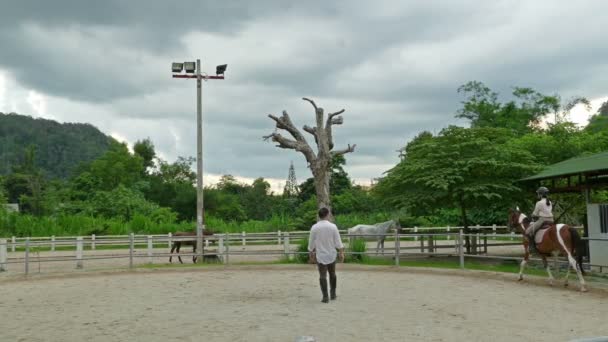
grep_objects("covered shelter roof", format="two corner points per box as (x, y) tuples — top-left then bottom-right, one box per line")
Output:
(520, 151), (608, 193)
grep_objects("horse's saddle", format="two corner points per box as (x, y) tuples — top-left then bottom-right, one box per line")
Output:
(533, 224), (553, 244)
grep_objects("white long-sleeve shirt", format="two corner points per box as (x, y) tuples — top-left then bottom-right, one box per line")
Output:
(308, 220), (344, 265)
(532, 199), (553, 219)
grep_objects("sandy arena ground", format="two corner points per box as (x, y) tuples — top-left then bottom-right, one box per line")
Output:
(1, 265), (607, 342)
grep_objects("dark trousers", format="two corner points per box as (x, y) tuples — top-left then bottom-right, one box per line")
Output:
(317, 262), (336, 280)
(317, 262), (337, 300)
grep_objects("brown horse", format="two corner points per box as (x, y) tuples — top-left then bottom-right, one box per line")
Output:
(169, 230), (215, 264)
(507, 207), (587, 292)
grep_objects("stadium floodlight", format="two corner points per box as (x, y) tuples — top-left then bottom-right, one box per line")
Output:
(172, 62), (184, 73)
(184, 62), (196, 73)
(216, 64), (227, 75)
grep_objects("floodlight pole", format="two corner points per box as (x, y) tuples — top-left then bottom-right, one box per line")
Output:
(196, 59), (204, 264)
(172, 59), (225, 263)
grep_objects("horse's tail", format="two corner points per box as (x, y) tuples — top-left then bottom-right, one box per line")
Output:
(568, 227), (585, 275)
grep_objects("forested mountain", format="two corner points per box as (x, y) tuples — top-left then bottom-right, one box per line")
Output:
(0, 112), (115, 179)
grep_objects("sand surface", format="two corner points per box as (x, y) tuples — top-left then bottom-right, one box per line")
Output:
(1, 265), (607, 342)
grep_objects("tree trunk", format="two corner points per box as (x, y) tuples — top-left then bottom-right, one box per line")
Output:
(312, 164), (333, 220)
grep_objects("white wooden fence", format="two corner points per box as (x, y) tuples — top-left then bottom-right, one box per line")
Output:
(1, 225), (597, 276)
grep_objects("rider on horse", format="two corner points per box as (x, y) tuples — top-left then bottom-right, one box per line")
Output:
(526, 186), (554, 251)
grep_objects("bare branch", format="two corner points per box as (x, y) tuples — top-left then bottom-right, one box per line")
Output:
(329, 117), (343, 126)
(327, 109), (345, 120)
(325, 109), (345, 151)
(267, 111), (309, 144)
(303, 125), (319, 145)
(331, 144), (357, 157)
(302, 97), (318, 111)
(262, 133), (299, 149)
(265, 111), (317, 163)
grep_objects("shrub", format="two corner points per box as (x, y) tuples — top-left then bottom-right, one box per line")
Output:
(348, 238), (367, 263)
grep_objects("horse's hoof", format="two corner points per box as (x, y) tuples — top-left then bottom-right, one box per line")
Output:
(518, 277), (523, 282)
(581, 286), (588, 292)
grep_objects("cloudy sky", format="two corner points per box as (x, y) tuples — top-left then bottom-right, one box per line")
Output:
(0, 1), (606, 192)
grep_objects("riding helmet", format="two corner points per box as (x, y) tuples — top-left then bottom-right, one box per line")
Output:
(536, 186), (549, 197)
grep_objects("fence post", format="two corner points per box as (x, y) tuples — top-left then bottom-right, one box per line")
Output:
(459, 229), (464, 269)
(283, 232), (290, 260)
(419, 234), (424, 253)
(492, 224), (497, 236)
(91, 234), (96, 250)
(483, 235), (488, 254)
(446, 226), (451, 241)
(147, 235), (153, 264)
(51, 235), (56, 252)
(219, 236), (225, 264)
(76, 237), (83, 269)
(25, 238), (30, 275)
(242, 231), (246, 246)
(11, 236), (16, 252)
(394, 228), (400, 266)
(129, 233), (134, 269)
(414, 227), (418, 241)
(0, 239), (7, 272)
(278, 230), (282, 245)
(168, 232), (172, 250)
(225, 233), (230, 265)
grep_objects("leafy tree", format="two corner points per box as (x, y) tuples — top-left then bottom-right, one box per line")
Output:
(216, 175), (247, 195)
(455, 81), (588, 134)
(87, 141), (145, 191)
(4, 145), (46, 215)
(375, 126), (536, 252)
(586, 100), (608, 133)
(133, 138), (156, 171)
(87, 185), (164, 221)
(145, 156), (196, 220)
(203, 188), (247, 222)
(242, 178), (273, 221)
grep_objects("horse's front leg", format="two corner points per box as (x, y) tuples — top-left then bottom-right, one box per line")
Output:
(518, 239), (531, 281)
(193, 244), (197, 263)
(542, 255), (554, 286)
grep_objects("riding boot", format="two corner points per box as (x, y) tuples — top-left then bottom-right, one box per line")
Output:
(329, 275), (337, 300)
(319, 278), (329, 303)
(527, 232), (537, 253)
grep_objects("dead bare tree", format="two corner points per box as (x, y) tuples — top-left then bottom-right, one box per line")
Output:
(263, 98), (356, 217)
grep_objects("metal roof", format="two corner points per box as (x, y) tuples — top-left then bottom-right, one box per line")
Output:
(521, 151), (608, 181)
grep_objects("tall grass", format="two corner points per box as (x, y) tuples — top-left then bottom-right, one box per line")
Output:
(0, 211), (398, 237)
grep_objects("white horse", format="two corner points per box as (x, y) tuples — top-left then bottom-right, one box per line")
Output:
(347, 220), (400, 255)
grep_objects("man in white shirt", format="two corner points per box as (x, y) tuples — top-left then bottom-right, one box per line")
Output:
(308, 207), (344, 303)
